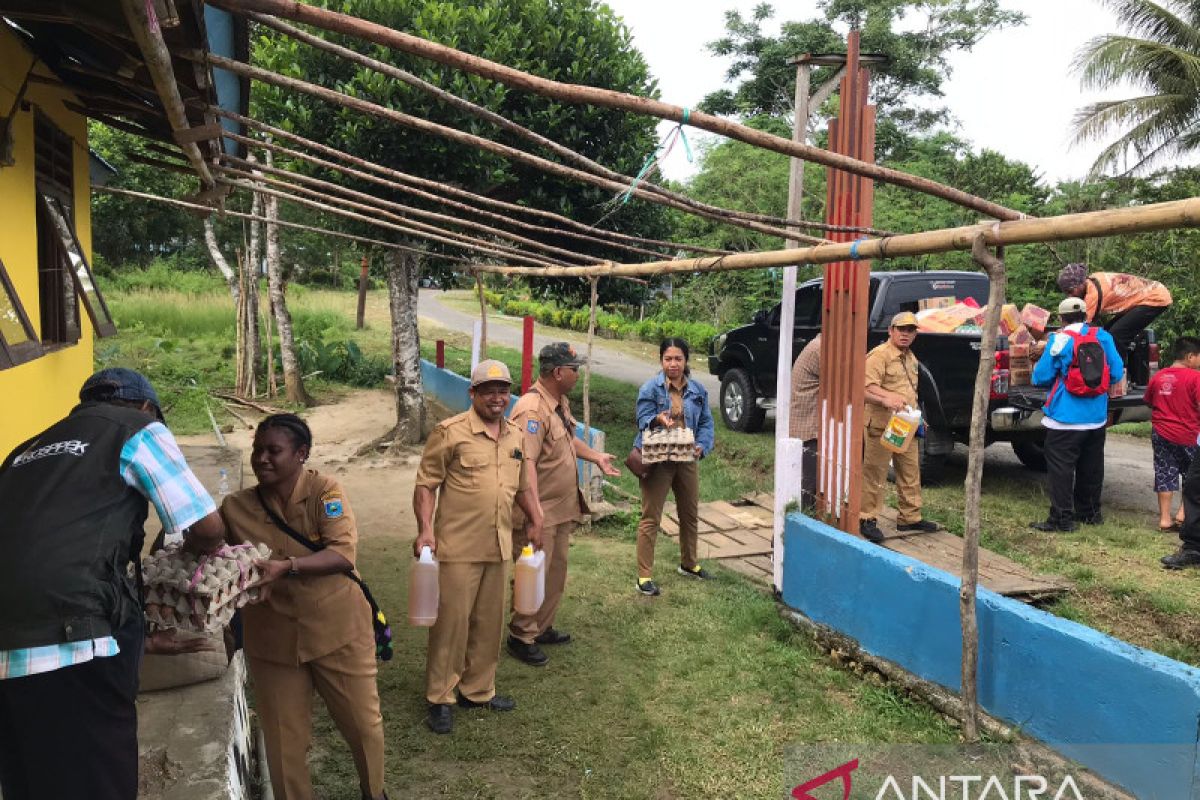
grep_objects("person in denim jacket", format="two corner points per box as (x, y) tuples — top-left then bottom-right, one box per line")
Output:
(633, 338), (715, 596)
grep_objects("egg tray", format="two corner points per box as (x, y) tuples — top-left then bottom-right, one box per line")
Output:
(640, 426), (696, 465)
(142, 542), (271, 633)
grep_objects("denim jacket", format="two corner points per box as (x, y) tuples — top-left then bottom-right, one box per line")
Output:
(634, 372), (715, 456)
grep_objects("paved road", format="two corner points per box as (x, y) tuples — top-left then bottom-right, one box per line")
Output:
(418, 290), (1156, 516)
(418, 289), (722, 400)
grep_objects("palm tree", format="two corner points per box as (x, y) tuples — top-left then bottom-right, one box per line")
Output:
(1071, 0), (1200, 176)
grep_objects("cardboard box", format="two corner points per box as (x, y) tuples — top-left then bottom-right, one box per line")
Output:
(919, 296), (956, 311)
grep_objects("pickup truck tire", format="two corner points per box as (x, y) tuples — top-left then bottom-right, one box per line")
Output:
(719, 368), (765, 433)
(1011, 439), (1048, 472)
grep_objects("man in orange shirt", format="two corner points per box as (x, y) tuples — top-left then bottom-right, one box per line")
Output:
(1057, 263), (1172, 361)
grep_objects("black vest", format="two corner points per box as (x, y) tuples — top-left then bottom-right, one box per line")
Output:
(0, 403), (153, 649)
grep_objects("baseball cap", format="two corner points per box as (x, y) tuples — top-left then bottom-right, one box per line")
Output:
(470, 359), (513, 388)
(539, 342), (585, 369)
(1058, 297), (1087, 315)
(890, 311), (919, 328)
(79, 368), (164, 420)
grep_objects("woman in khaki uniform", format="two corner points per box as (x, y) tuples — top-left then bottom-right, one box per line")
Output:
(221, 414), (386, 800)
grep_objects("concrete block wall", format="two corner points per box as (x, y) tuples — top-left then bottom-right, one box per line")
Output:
(781, 512), (1200, 799)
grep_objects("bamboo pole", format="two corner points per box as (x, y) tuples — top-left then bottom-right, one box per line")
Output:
(219, 154), (602, 265)
(963, 236), (1006, 742)
(472, 197), (1200, 278)
(584, 277), (598, 436)
(222, 128), (703, 261)
(196, 53), (822, 245)
(207, 0), (1022, 222)
(246, 9), (886, 238)
(119, 0), (212, 185)
(93, 185), (477, 265)
(217, 176), (568, 269)
(212, 108), (732, 258)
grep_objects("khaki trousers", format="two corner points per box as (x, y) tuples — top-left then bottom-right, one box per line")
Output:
(860, 424), (922, 524)
(509, 520), (575, 644)
(249, 638), (385, 800)
(636, 461), (699, 578)
(425, 560), (506, 705)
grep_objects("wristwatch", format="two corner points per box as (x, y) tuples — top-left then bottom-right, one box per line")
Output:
(287, 556), (300, 578)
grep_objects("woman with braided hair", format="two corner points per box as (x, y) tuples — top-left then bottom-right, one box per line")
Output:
(220, 413), (388, 800)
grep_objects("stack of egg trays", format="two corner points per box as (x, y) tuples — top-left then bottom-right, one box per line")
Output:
(640, 426), (696, 465)
(142, 542), (271, 633)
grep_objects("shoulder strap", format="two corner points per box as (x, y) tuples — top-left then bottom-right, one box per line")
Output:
(256, 487), (322, 553)
(1089, 277), (1103, 316)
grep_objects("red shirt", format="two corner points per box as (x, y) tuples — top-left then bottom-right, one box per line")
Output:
(1144, 367), (1200, 446)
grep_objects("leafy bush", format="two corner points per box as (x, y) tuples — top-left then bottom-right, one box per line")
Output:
(294, 337), (389, 387)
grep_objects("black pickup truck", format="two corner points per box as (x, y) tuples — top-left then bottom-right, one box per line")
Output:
(706, 270), (1157, 479)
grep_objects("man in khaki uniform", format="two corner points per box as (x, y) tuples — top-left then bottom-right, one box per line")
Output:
(413, 359), (544, 735)
(506, 343), (620, 667)
(860, 312), (939, 543)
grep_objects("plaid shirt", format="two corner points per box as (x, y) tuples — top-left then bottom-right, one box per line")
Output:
(789, 336), (822, 441)
(0, 422), (215, 680)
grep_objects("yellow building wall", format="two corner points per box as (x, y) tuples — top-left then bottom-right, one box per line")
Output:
(0, 28), (96, 457)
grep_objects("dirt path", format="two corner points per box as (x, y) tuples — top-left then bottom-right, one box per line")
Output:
(177, 388), (422, 542)
(418, 289), (722, 402)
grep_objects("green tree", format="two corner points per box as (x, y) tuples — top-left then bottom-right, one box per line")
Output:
(1072, 0), (1200, 175)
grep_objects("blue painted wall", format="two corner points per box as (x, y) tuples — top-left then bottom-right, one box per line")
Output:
(202, 6), (243, 156)
(781, 513), (1200, 799)
(420, 360), (603, 472)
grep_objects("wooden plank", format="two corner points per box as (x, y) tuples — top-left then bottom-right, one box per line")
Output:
(720, 558), (771, 585)
(709, 500), (770, 528)
(696, 503), (742, 532)
(885, 532), (1069, 598)
(173, 122), (226, 144)
(744, 555), (775, 572)
(741, 491), (776, 512)
(699, 534), (773, 559)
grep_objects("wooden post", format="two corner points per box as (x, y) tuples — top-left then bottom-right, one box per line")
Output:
(963, 235), (1007, 742)
(583, 277), (600, 503)
(435, 339), (445, 369)
(584, 277), (598, 435)
(521, 316), (535, 394)
(475, 272), (488, 356)
(356, 255), (369, 329)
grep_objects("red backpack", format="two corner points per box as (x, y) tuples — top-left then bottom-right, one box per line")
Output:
(1061, 327), (1111, 397)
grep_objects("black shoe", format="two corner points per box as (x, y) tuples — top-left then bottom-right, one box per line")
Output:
(1029, 519), (1078, 533)
(677, 564), (710, 580)
(506, 636), (549, 667)
(859, 519), (884, 544)
(636, 579), (661, 596)
(897, 519), (939, 533)
(534, 627), (571, 645)
(1079, 514), (1104, 526)
(1161, 549), (1200, 570)
(457, 694), (516, 711)
(425, 703), (453, 735)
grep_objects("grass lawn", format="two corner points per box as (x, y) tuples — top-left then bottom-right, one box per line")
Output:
(311, 529), (958, 799)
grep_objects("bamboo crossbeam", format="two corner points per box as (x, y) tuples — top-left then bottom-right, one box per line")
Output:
(208, 0), (1023, 222)
(195, 53), (822, 244)
(92, 185), (476, 265)
(212, 108), (731, 258)
(217, 176), (564, 269)
(218, 165), (576, 268)
(219, 153), (601, 265)
(472, 197), (1200, 277)
(247, 9), (881, 238)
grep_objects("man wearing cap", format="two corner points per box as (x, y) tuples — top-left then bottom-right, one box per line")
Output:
(860, 313), (938, 543)
(1029, 297), (1124, 532)
(1056, 263), (1171, 361)
(412, 359), (544, 735)
(0, 368), (227, 800)
(505, 343), (620, 667)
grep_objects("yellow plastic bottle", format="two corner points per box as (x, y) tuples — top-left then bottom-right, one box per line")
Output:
(881, 406), (922, 454)
(513, 545), (546, 615)
(408, 546), (439, 627)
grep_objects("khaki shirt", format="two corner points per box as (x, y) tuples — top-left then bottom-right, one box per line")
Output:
(415, 407), (529, 563)
(220, 469), (371, 666)
(510, 382), (587, 527)
(864, 340), (919, 429)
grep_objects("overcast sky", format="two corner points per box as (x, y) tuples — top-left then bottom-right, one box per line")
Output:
(600, 0), (1133, 184)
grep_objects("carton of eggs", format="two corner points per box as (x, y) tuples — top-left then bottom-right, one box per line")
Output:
(142, 542), (272, 633)
(640, 426), (696, 465)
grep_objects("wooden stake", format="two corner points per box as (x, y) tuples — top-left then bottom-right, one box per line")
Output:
(472, 197), (1200, 278)
(963, 236), (1006, 742)
(207, 0), (1023, 221)
(475, 272), (488, 357)
(584, 277), (598, 435)
(213, 108), (732, 258)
